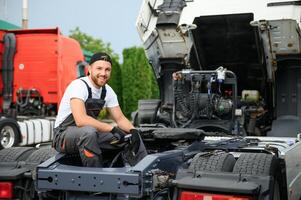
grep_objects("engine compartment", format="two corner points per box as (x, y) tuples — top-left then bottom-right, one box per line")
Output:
(136, 67), (271, 137)
(172, 68), (237, 131)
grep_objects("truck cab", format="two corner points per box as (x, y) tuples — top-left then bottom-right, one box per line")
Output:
(0, 28), (86, 149)
(135, 0), (301, 138)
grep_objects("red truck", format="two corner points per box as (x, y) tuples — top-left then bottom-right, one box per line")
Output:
(0, 28), (86, 149)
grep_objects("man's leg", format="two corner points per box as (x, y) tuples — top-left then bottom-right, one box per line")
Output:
(63, 126), (103, 167)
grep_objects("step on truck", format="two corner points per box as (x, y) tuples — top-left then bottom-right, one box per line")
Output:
(2, 0), (301, 199)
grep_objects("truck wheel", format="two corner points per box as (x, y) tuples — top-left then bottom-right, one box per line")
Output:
(0, 119), (20, 149)
(233, 153), (276, 175)
(26, 148), (58, 164)
(233, 153), (281, 200)
(25, 147), (57, 164)
(189, 152), (235, 172)
(26, 147), (58, 181)
(0, 147), (34, 162)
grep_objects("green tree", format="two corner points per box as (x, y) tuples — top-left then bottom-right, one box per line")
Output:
(69, 27), (115, 56)
(122, 47), (159, 117)
(69, 27), (123, 108)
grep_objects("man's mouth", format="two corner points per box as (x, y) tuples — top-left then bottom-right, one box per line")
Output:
(97, 76), (106, 81)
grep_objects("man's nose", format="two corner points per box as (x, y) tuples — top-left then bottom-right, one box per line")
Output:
(99, 69), (106, 75)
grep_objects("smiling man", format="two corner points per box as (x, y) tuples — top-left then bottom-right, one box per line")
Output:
(53, 52), (147, 167)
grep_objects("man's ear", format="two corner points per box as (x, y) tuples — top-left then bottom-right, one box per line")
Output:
(87, 65), (92, 75)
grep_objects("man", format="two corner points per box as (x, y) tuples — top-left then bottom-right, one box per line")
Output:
(53, 52), (147, 167)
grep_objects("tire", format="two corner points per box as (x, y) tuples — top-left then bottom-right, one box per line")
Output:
(233, 153), (276, 175)
(0, 147), (34, 162)
(26, 148), (57, 182)
(0, 118), (21, 149)
(189, 152), (235, 172)
(233, 153), (282, 200)
(25, 147), (57, 164)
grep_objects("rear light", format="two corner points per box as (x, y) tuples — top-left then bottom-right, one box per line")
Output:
(0, 182), (13, 199)
(180, 191), (252, 200)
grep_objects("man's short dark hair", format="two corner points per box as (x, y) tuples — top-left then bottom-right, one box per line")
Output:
(89, 52), (112, 65)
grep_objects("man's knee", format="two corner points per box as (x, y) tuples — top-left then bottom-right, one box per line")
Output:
(77, 126), (102, 160)
(77, 126), (99, 146)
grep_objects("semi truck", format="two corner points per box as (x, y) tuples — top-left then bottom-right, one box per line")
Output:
(0, 28), (86, 149)
(2, 0), (301, 199)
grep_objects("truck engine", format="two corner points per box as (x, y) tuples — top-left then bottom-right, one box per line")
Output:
(172, 68), (236, 130)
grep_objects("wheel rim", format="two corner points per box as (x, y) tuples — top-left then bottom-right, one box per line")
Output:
(0, 125), (15, 148)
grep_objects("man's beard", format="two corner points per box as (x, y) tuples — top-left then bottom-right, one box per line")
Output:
(90, 74), (106, 88)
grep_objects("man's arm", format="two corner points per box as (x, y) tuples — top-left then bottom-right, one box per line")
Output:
(108, 106), (134, 133)
(70, 98), (113, 132)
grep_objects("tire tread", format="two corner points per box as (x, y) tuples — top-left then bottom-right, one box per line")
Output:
(189, 152), (235, 172)
(25, 147), (57, 163)
(0, 147), (34, 162)
(233, 153), (275, 175)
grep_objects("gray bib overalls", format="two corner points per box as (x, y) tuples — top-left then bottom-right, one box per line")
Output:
(53, 79), (147, 167)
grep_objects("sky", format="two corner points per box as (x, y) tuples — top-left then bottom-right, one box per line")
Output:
(0, 0), (143, 59)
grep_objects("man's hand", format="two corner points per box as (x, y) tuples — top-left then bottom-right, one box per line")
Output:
(110, 127), (127, 144)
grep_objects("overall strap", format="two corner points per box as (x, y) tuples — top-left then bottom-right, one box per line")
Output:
(101, 85), (107, 100)
(80, 79), (92, 98)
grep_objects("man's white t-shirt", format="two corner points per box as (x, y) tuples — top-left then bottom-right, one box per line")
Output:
(54, 76), (119, 128)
